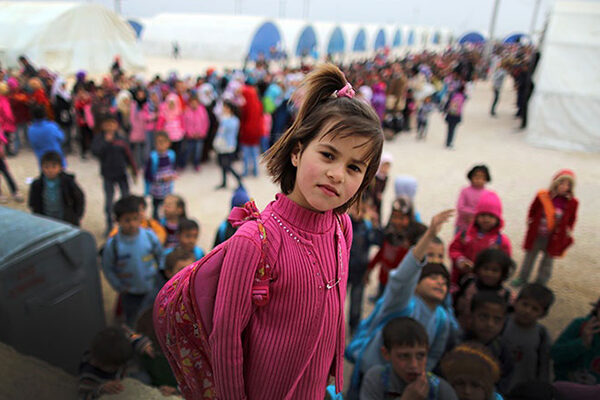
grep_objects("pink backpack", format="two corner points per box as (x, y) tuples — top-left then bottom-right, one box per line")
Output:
(153, 201), (281, 399)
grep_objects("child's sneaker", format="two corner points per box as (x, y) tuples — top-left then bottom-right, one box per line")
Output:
(511, 277), (525, 287)
(12, 192), (24, 203)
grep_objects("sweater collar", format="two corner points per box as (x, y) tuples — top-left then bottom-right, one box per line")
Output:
(270, 193), (335, 234)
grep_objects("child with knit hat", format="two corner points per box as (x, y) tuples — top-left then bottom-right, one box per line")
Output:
(213, 185), (250, 248)
(441, 342), (503, 400)
(449, 190), (512, 290)
(512, 169), (579, 287)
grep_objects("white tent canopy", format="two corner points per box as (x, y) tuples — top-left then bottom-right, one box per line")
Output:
(527, 0), (600, 152)
(0, 1), (144, 75)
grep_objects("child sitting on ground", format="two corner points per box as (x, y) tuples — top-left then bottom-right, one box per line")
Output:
(360, 317), (458, 400)
(164, 218), (205, 261)
(28, 151), (85, 226)
(551, 297), (600, 385)
(102, 196), (163, 327)
(513, 169), (579, 287)
(441, 342), (503, 400)
(502, 283), (554, 392)
(463, 291), (513, 394)
(78, 326), (152, 400)
(449, 190), (512, 290)
(109, 195), (167, 245)
(145, 131), (176, 220)
(455, 165), (491, 234)
(347, 210), (457, 395)
(454, 248), (514, 330)
(159, 194), (186, 249)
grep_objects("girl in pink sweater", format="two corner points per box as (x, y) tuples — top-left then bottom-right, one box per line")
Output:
(456, 164), (491, 233)
(182, 96), (209, 171)
(154, 64), (384, 399)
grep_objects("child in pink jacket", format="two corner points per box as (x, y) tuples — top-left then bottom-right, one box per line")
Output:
(449, 190), (512, 289)
(157, 93), (184, 168)
(456, 164), (491, 233)
(182, 96), (209, 171)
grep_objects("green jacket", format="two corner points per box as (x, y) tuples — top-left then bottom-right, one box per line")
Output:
(551, 317), (600, 384)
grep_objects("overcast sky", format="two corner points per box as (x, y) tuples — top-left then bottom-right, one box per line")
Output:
(57, 0), (557, 37)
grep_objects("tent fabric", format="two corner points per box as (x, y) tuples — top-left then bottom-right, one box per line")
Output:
(407, 30), (416, 46)
(527, 0), (600, 152)
(503, 32), (527, 44)
(374, 29), (387, 50)
(248, 21), (282, 60)
(296, 26), (318, 57)
(127, 19), (144, 39)
(393, 29), (402, 47)
(353, 29), (367, 51)
(0, 1), (144, 75)
(458, 31), (486, 44)
(327, 27), (346, 55)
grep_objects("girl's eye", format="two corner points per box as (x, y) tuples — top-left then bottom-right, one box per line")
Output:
(321, 152), (334, 160)
(348, 164), (361, 173)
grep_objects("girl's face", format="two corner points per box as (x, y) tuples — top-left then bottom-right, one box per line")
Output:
(288, 132), (370, 213)
(470, 171), (487, 189)
(556, 179), (571, 196)
(477, 262), (503, 287)
(155, 135), (170, 153)
(390, 211), (410, 231)
(449, 375), (487, 400)
(475, 213), (498, 233)
(163, 197), (181, 218)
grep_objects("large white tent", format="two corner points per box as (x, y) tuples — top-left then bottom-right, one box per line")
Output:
(527, 0), (600, 152)
(0, 1), (144, 75)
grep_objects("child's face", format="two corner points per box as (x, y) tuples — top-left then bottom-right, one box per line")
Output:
(415, 274), (448, 305)
(477, 262), (503, 287)
(163, 197), (181, 219)
(470, 171), (487, 189)
(513, 297), (545, 327)
(425, 242), (444, 264)
(449, 375), (487, 400)
(381, 344), (428, 383)
(471, 303), (506, 344)
(390, 211), (410, 231)
(138, 204), (147, 219)
(166, 257), (195, 279)
(41, 162), (62, 180)
(556, 179), (571, 196)
(378, 161), (391, 176)
(475, 213), (498, 233)
(118, 212), (141, 236)
(178, 229), (199, 252)
(155, 135), (171, 153)
(102, 120), (118, 135)
(288, 131), (371, 213)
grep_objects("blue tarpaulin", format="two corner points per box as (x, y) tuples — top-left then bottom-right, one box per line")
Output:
(296, 26), (317, 57)
(503, 33), (527, 44)
(393, 29), (402, 47)
(353, 28), (366, 51)
(407, 30), (415, 45)
(374, 29), (386, 50)
(458, 31), (486, 44)
(248, 22), (282, 60)
(127, 19), (143, 39)
(433, 31), (441, 45)
(327, 27), (345, 55)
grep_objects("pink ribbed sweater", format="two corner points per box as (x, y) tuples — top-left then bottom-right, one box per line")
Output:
(206, 194), (352, 399)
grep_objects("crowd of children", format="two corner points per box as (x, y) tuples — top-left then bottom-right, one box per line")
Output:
(0, 50), (595, 399)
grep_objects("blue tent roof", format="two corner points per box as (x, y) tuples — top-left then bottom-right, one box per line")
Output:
(353, 29), (366, 51)
(432, 31), (441, 45)
(296, 26), (317, 57)
(503, 33), (527, 44)
(327, 27), (345, 55)
(458, 31), (486, 44)
(393, 29), (402, 47)
(407, 30), (415, 46)
(248, 22), (282, 60)
(127, 19), (143, 39)
(374, 29), (386, 50)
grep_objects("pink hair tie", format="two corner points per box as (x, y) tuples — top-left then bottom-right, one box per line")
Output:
(334, 83), (355, 99)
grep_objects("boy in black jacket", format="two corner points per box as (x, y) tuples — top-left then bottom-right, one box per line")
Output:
(28, 151), (85, 226)
(92, 112), (137, 235)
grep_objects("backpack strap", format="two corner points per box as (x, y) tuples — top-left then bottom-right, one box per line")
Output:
(426, 373), (440, 400)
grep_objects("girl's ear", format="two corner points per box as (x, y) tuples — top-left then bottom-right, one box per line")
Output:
(290, 142), (303, 167)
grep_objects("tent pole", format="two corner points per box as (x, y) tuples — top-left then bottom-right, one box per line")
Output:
(485, 0), (501, 65)
(529, 0), (542, 38)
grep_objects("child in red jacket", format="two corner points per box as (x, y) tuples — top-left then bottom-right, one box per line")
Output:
(512, 169), (578, 287)
(449, 190), (512, 291)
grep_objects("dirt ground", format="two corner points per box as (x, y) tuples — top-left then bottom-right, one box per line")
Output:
(1, 76), (598, 398)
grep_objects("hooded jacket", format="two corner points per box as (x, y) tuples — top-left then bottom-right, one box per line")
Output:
(449, 191), (512, 283)
(239, 85), (264, 146)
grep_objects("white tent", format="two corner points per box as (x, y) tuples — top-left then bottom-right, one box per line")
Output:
(141, 13), (284, 63)
(0, 1), (144, 75)
(527, 0), (600, 152)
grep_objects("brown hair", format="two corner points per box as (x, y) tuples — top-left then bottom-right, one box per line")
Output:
(165, 246), (194, 274)
(263, 63), (384, 213)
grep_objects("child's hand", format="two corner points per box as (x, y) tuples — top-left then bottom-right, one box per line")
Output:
(582, 317), (600, 348)
(457, 258), (474, 271)
(100, 380), (125, 395)
(426, 209), (455, 237)
(401, 373), (429, 400)
(141, 341), (156, 358)
(158, 385), (179, 396)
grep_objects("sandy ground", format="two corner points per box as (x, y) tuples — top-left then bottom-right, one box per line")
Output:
(1, 78), (598, 397)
